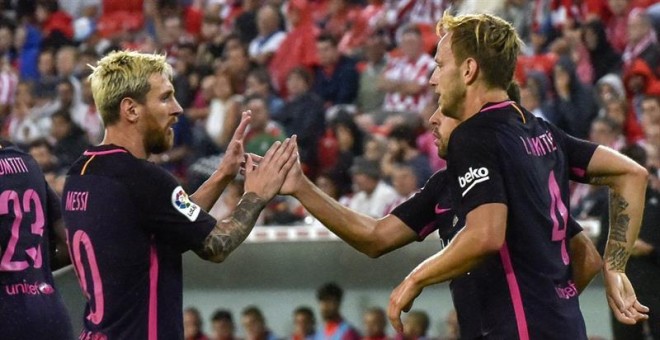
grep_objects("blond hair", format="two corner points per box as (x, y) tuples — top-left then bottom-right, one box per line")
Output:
(437, 12), (522, 90)
(88, 51), (173, 126)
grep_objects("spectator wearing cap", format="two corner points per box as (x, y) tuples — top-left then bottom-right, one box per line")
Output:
(316, 283), (361, 340)
(347, 157), (399, 218)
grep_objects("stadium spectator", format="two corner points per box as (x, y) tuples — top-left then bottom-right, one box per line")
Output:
(316, 282), (361, 340)
(211, 309), (238, 340)
(312, 34), (359, 107)
(241, 306), (279, 340)
(184, 307), (210, 340)
(362, 307), (388, 340)
(248, 4), (286, 66)
(292, 306), (317, 340)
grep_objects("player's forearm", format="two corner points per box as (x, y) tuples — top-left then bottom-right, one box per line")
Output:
(293, 177), (384, 257)
(602, 179), (647, 272)
(195, 192), (266, 262)
(569, 232), (602, 294)
(586, 146), (648, 272)
(407, 226), (498, 287)
(190, 169), (235, 212)
(407, 204), (507, 287)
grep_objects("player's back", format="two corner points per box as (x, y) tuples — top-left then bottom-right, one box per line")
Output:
(62, 145), (199, 339)
(447, 102), (589, 339)
(0, 142), (74, 339)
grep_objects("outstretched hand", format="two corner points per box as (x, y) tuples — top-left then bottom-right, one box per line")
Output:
(279, 140), (304, 196)
(218, 110), (251, 177)
(244, 136), (298, 201)
(603, 270), (649, 325)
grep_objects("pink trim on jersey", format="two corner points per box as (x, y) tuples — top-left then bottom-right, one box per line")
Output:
(499, 242), (530, 340)
(83, 149), (128, 156)
(148, 241), (159, 340)
(480, 101), (515, 113)
(571, 167), (586, 178)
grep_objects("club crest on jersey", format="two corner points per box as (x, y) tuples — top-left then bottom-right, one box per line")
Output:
(458, 167), (489, 196)
(171, 186), (200, 221)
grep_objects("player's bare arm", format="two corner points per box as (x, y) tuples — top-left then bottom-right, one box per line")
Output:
(387, 203), (507, 332)
(569, 231), (602, 294)
(586, 145), (649, 324)
(195, 137), (298, 262)
(276, 141), (418, 257)
(190, 111), (251, 211)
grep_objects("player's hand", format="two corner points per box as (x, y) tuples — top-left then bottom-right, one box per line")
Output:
(218, 110), (251, 178)
(388, 276), (423, 333)
(603, 270), (649, 324)
(244, 136), (297, 201)
(279, 141), (304, 196)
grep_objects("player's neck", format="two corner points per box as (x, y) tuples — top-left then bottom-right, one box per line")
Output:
(462, 86), (509, 121)
(101, 127), (148, 159)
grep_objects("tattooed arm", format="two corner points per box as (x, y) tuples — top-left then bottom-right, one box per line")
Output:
(195, 192), (266, 262)
(586, 145), (649, 324)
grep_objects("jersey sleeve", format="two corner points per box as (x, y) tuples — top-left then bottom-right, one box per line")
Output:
(547, 124), (598, 183)
(132, 163), (216, 252)
(447, 125), (508, 217)
(390, 171), (454, 240)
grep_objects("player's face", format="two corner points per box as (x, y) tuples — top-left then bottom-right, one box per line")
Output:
(429, 33), (466, 120)
(429, 105), (459, 158)
(140, 73), (182, 155)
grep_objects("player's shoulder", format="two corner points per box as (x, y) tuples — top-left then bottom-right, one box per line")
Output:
(424, 169), (450, 188)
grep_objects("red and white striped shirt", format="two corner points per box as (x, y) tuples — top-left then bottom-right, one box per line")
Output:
(382, 53), (435, 114)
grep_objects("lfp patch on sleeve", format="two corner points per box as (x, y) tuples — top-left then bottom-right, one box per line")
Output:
(171, 186), (200, 222)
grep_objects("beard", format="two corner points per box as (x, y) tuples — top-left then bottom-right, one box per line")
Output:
(441, 83), (466, 120)
(436, 137), (448, 158)
(143, 115), (173, 155)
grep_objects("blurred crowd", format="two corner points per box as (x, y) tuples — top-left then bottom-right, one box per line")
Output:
(181, 282), (461, 340)
(0, 0), (659, 226)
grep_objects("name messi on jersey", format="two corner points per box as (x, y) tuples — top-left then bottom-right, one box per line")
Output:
(65, 191), (89, 211)
(520, 130), (557, 157)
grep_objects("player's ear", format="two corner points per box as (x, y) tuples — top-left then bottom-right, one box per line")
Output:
(463, 57), (479, 85)
(120, 97), (140, 123)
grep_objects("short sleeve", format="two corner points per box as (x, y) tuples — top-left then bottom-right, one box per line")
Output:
(548, 124), (598, 183)
(131, 163), (216, 252)
(391, 171), (454, 240)
(447, 125), (507, 216)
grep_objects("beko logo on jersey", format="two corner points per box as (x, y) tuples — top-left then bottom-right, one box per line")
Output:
(171, 186), (201, 222)
(458, 167), (489, 196)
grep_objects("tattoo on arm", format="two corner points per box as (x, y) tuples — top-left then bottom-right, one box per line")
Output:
(605, 241), (629, 271)
(195, 192), (266, 262)
(589, 176), (606, 186)
(608, 192), (629, 243)
(604, 192), (631, 271)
